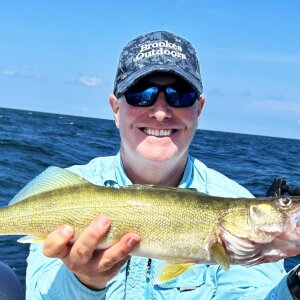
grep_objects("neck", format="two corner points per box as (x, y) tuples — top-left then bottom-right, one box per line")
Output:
(120, 150), (188, 187)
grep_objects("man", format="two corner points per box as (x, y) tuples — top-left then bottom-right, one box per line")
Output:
(26, 31), (299, 299)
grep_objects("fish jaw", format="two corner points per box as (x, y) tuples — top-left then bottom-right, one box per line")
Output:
(264, 210), (300, 259)
(263, 199), (300, 259)
(279, 208), (300, 241)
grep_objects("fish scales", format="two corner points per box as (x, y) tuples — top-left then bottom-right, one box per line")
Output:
(0, 180), (228, 260)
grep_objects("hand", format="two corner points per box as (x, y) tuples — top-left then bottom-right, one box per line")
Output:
(43, 216), (141, 290)
(266, 177), (287, 197)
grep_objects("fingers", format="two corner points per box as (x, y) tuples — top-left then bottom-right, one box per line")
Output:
(98, 256), (130, 281)
(95, 233), (140, 272)
(69, 216), (111, 264)
(72, 232), (140, 289)
(42, 215), (141, 290)
(43, 225), (74, 258)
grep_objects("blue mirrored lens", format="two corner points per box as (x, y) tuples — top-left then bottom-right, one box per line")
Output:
(125, 85), (197, 107)
(166, 87), (197, 107)
(125, 87), (158, 107)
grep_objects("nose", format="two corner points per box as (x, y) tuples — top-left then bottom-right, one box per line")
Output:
(148, 92), (172, 121)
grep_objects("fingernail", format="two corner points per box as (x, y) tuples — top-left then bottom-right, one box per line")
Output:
(96, 216), (110, 228)
(127, 237), (139, 248)
(61, 225), (73, 236)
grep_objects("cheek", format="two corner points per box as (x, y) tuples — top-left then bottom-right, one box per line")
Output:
(182, 109), (199, 130)
(118, 106), (135, 136)
(117, 104), (128, 128)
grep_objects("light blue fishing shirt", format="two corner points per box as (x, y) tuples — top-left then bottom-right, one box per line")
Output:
(26, 153), (294, 299)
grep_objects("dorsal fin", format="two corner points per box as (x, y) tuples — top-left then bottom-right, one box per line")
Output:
(10, 167), (87, 205)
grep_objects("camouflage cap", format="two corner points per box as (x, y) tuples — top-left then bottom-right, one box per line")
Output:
(113, 31), (203, 98)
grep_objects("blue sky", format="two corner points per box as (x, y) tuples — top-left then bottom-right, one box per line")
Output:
(0, 1), (300, 139)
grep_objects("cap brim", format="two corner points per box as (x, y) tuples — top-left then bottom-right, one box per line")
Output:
(115, 65), (203, 97)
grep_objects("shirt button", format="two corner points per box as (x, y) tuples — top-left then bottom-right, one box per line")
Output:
(270, 293), (276, 300)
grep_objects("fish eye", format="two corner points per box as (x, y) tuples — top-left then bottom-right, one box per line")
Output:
(278, 197), (292, 208)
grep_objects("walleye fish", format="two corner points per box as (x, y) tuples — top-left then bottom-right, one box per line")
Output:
(1, 166), (300, 283)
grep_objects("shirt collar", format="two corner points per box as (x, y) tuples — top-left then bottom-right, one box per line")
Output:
(104, 153), (195, 188)
(178, 155), (195, 189)
(104, 152), (132, 187)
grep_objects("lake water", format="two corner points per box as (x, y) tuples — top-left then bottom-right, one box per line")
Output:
(0, 107), (299, 289)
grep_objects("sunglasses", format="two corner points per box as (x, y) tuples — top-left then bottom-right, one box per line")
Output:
(124, 81), (198, 108)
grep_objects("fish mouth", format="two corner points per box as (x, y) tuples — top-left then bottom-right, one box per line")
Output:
(297, 221), (300, 233)
(283, 213), (300, 239)
(141, 128), (177, 137)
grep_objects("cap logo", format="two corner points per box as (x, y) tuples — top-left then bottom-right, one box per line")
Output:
(136, 39), (187, 61)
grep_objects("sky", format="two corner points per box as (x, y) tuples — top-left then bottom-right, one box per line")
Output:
(0, 0), (300, 140)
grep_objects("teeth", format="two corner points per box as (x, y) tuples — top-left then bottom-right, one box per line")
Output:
(143, 128), (173, 137)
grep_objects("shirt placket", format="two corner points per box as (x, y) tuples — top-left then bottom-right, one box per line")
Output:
(125, 256), (150, 299)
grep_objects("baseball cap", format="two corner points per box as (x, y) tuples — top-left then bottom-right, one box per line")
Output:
(113, 31), (203, 98)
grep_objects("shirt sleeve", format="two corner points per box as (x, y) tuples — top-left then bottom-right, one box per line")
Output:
(26, 244), (108, 299)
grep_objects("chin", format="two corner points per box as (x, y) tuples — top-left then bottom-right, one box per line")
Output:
(137, 146), (179, 162)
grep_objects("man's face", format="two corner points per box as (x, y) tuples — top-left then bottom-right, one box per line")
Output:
(110, 73), (205, 163)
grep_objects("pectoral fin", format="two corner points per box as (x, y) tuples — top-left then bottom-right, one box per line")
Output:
(210, 240), (230, 271)
(155, 262), (194, 284)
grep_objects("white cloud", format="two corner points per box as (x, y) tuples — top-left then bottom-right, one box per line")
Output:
(69, 76), (102, 87)
(264, 94), (284, 101)
(207, 88), (225, 96)
(239, 90), (252, 97)
(249, 99), (300, 113)
(1, 68), (17, 77)
(0, 67), (44, 79)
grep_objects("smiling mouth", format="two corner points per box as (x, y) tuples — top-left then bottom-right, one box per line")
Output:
(142, 128), (177, 137)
